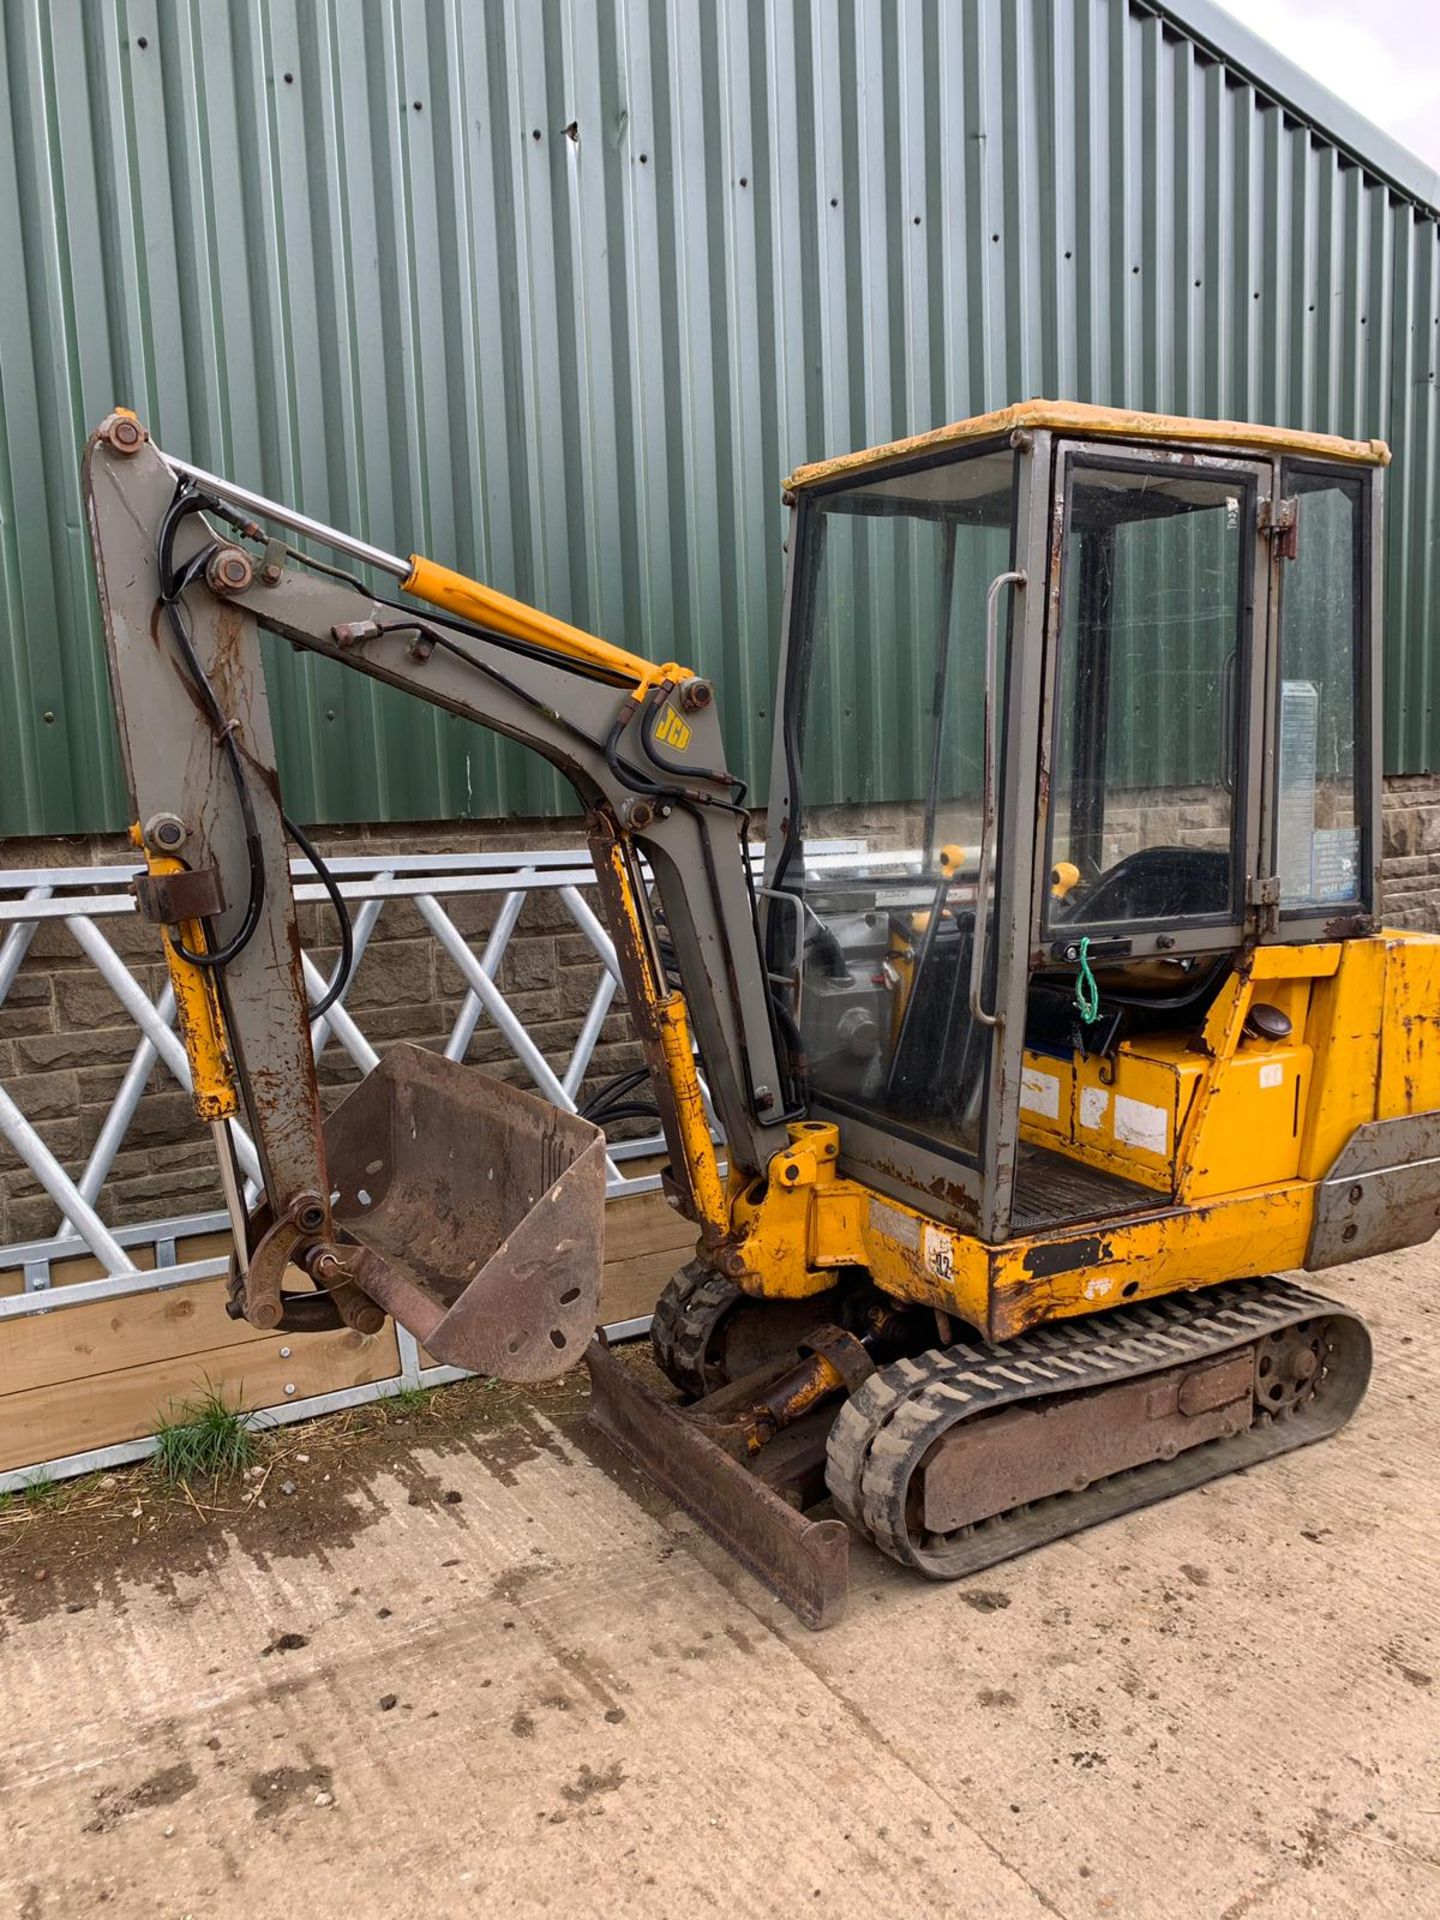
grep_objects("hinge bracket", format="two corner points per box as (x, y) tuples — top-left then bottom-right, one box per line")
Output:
(1259, 494), (1300, 561)
(1247, 872), (1282, 934)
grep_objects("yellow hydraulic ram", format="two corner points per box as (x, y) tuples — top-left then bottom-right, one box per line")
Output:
(140, 426), (689, 694)
(131, 835), (238, 1124)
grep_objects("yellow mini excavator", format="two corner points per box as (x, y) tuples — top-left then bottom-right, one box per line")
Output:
(84, 401), (1438, 1626)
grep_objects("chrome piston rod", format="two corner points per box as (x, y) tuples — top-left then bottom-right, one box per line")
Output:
(160, 451), (410, 580)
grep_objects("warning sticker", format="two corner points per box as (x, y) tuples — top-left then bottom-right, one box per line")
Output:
(1113, 1094), (1168, 1157)
(1078, 1085), (1109, 1132)
(1019, 1067), (1061, 1120)
(868, 1197), (920, 1251)
(923, 1224), (955, 1285)
(1258, 1062), (1285, 1089)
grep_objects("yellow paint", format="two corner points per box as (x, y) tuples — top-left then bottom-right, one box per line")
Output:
(1249, 943), (1341, 980)
(1298, 938), (1385, 1180)
(143, 851), (239, 1124)
(730, 1122), (857, 1299)
(652, 706), (692, 752)
(785, 398), (1389, 492)
(885, 917), (921, 1042)
(1017, 1054), (1072, 1146)
(861, 1180), (1315, 1342)
(724, 932), (1440, 1344)
(596, 832), (728, 1241)
(730, 1147), (1315, 1342)
(1081, 1044), (1192, 1189)
(401, 553), (686, 690)
(1378, 936), (1440, 1116)
(654, 992), (728, 1238)
(1183, 1039), (1311, 1199)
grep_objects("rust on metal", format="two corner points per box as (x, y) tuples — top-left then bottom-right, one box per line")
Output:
(323, 1043), (606, 1379)
(103, 411), (146, 454)
(717, 1324), (871, 1455)
(918, 1351), (1255, 1534)
(132, 864), (227, 924)
(206, 545), (257, 596)
(585, 1338), (850, 1630)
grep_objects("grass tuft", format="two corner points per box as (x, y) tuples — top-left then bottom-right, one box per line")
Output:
(388, 1385), (430, 1415)
(153, 1385), (256, 1485)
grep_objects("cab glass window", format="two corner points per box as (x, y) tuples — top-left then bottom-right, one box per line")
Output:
(1275, 467), (1366, 912)
(1046, 463), (1249, 932)
(781, 444), (1018, 1163)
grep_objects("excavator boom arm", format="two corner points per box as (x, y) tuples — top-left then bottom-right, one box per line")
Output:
(83, 413), (789, 1346)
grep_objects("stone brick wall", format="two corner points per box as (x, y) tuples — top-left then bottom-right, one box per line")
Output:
(5, 776), (1440, 1250)
(1378, 775), (1440, 929)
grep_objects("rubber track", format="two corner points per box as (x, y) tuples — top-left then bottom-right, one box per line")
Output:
(648, 1263), (699, 1384)
(650, 1262), (740, 1398)
(825, 1278), (1371, 1580)
(671, 1276), (745, 1397)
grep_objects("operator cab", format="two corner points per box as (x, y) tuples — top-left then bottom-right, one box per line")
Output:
(763, 402), (1383, 1244)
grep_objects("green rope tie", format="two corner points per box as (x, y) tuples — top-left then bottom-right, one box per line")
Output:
(1074, 934), (1101, 1025)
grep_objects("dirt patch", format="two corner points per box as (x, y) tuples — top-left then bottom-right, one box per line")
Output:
(249, 1762), (335, 1820)
(0, 1367), (599, 1628)
(1384, 1644), (1434, 1688)
(84, 1762), (196, 1833)
(261, 1630), (309, 1656)
(472, 1411), (570, 1487)
(560, 1760), (626, 1804)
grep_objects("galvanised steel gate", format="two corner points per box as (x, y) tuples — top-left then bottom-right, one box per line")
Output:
(0, 839), (866, 1488)
(0, 846), (690, 1488)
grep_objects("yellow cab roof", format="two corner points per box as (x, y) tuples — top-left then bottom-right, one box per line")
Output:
(783, 399), (1390, 492)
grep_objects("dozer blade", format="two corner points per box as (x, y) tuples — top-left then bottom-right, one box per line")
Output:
(324, 1043), (606, 1380)
(585, 1338), (850, 1630)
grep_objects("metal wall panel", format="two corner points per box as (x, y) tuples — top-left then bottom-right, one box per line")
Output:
(2, 0), (1437, 835)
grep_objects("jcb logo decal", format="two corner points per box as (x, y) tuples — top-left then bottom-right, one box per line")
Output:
(654, 706), (692, 752)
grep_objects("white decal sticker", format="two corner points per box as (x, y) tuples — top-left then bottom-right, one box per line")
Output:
(869, 1198), (920, 1251)
(1113, 1094), (1168, 1156)
(923, 1224), (955, 1284)
(1084, 1276), (1114, 1300)
(1258, 1061), (1285, 1089)
(1019, 1067), (1061, 1119)
(1079, 1085), (1109, 1132)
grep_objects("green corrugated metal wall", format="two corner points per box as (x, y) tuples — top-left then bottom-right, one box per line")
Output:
(2, 0), (1438, 837)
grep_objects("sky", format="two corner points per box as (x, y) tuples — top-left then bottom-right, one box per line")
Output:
(1211, 0), (1440, 175)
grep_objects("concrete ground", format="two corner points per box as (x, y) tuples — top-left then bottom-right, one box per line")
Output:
(1, 1249), (1437, 1920)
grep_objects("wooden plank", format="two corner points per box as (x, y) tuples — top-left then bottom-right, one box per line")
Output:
(600, 1187), (692, 1323)
(0, 1323), (400, 1474)
(0, 1176), (690, 1468)
(0, 1277), (272, 1400)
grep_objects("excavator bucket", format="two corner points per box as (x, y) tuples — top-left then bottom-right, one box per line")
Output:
(322, 1044), (607, 1380)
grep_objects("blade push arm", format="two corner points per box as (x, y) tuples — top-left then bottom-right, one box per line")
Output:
(84, 412), (791, 1333)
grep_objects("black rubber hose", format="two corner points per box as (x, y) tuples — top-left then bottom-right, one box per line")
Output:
(282, 812), (354, 1016)
(155, 488), (267, 969)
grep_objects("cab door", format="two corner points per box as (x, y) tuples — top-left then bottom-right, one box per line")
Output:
(1003, 442), (1274, 1236)
(763, 431), (1051, 1242)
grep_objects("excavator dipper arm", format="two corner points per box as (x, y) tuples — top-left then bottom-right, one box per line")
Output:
(83, 412), (790, 1367)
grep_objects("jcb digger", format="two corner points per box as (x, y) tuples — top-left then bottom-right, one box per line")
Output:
(85, 401), (1437, 1627)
